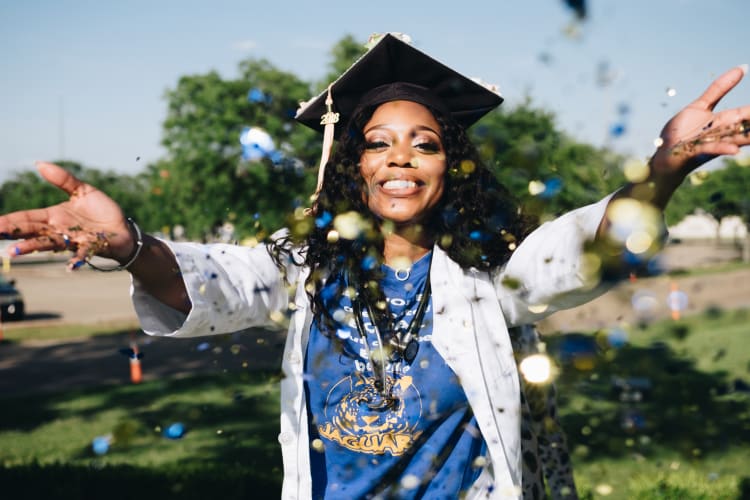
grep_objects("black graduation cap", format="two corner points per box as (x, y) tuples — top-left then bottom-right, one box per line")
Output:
(295, 33), (504, 134)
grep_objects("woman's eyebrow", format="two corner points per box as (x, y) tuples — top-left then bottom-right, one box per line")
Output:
(363, 124), (441, 135)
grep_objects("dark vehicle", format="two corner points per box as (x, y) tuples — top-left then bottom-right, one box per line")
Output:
(0, 275), (24, 321)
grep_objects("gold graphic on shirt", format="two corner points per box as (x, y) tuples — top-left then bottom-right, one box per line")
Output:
(319, 372), (422, 456)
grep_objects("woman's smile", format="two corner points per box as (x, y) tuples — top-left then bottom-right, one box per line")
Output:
(376, 175), (425, 197)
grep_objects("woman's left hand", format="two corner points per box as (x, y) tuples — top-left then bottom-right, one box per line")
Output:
(651, 65), (749, 183)
(599, 65), (749, 242)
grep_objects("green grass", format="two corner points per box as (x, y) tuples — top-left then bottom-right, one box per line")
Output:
(574, 450), (747, 499)
(627, 308), (750, 379)
(0, 371), (282, 468)
(1, 321), (140, 343)
(546, 308), (750, 499)
(0, 371), (284, 498)
(0, 309), (748, 499)
(666, 260), (750, 278)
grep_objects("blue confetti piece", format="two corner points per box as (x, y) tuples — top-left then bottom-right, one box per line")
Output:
(607, 328), (628, 348)
(196, 342), (211, 352)
(247, 88), (269, 104)
(360, 255), (377, 270)
(315, 211), (333, 228)
(269, 150), (284, 164)
(609, 123), (627, 138)
(239, 126), (276, 161)
(622, 249), (646, 266)
(92, 436), (111, 455)
(539, 177), (563, 199)
(164, 422), (186, 440)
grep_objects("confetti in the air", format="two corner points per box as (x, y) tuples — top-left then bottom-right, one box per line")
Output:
(240, 126), (276, 161)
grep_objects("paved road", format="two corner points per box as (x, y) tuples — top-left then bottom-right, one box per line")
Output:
(3, 258), (137, 327)
(1, 259), (287, 396)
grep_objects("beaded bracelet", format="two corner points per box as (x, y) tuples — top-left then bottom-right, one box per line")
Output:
(86, 218), (144, 272)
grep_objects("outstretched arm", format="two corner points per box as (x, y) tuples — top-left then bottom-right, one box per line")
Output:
(496, 66), (749, 325)
(0, 162), (190, 313)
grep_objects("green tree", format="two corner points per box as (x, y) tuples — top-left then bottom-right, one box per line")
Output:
(151, 34), (373, 240)
(471, 103), (625, 218)
(154, 61), (318, 240)
(318, 34), (367, 90)
(667, 159), (750, 260)
(0, 169), (68, 214)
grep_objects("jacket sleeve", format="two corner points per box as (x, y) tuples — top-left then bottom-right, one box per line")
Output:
(131, 239), (292, 338)
(494, 194), (615, 327)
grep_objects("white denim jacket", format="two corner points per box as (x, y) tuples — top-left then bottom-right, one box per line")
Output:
(131, 196), (611, 499)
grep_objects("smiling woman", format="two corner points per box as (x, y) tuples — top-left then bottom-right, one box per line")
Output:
(1, 31), (749, 499)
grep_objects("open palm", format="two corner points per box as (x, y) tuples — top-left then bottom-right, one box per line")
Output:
(0, 162), (133, 269)
(652, 65), (750, 177)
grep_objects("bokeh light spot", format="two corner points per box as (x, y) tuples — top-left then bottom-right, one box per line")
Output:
(519, 354), (553, 383)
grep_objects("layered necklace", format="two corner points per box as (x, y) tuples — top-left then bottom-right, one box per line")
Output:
(352, 256), (432, 409)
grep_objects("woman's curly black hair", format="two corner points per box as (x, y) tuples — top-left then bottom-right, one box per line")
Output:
(270, 101), (535, 333)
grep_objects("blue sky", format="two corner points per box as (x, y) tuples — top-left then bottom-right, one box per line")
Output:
(1, 0), (747, 182)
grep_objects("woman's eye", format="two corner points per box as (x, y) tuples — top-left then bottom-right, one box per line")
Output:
(365, 141), (388, 150)
(415, 142), (441, 153)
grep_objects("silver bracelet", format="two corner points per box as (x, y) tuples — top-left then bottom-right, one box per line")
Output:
(86, 218), (144, 272)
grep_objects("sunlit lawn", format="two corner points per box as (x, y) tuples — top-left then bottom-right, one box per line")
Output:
(548, 307), (750, 499)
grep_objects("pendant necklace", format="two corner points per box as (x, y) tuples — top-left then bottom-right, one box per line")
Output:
(352, 257), (432, 405)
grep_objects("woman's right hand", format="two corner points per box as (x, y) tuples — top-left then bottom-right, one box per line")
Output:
(0, 162), (135, 270)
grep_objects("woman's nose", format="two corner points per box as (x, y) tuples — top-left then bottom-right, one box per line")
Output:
(387, 141), (413, 168)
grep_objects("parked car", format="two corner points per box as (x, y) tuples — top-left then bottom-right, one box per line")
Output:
(0, 275), (25, 321)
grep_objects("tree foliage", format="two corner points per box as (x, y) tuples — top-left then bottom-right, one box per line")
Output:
(665, 159), (750, 226)
(317, 34), (367, 90)
(471, 103), (625, 218)
(150, 60), (319, 239)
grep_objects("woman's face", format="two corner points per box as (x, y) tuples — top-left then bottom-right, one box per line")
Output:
(359, 100), (447, 226)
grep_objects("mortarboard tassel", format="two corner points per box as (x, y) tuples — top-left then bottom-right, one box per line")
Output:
(313, 85), (339, 202)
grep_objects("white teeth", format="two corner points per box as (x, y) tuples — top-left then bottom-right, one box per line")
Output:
(382, 179), (417, 189)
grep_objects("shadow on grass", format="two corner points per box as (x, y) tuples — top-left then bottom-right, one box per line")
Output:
(547, 333), (750, 462)
(0, 461), (280, 500)
(0, 372), (284, 498)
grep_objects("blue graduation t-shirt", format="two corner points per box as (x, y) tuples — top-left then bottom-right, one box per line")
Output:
(305, 252), (488, 498)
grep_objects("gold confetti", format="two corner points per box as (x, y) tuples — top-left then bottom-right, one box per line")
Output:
(527, 303), (549, 314)
(528, 180), (546, 196)
(400, 475), (420, 490)
(333, 211), (368, 240)
(311, 439), (325, 452)
(595, 484), (613, 496)
(623, 158), (650, 183)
